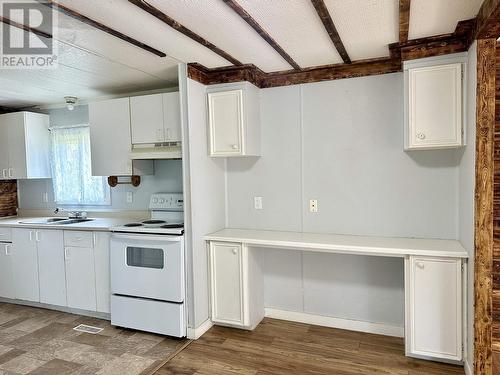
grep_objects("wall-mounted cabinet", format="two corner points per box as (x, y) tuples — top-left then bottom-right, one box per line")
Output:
(404, 56), (465, 150)
(130, 92), (181, 144)
(207, 82), (260, 157)
(89, 98), (153, 177)
(0, 112), (51, 180)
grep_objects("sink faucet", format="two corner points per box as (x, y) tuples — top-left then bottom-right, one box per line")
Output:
(54, 208), (87, 219)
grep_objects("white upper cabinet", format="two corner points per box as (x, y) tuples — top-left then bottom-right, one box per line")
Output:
(404, 57), (464, 150)
(163, 92), (182, 142)
(89, 98), (153, 177)
(0, 112), (50, 180)
(207, 82), (260, 157)
(130, 92), (181, 145)
(130, 94), (164, 144)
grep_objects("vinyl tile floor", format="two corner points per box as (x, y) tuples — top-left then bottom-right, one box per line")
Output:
(0, 303), (189, 375)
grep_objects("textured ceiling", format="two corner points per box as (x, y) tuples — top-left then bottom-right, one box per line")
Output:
(409, 0), (484, 39)
(324, 0), (399, 60)
(0, 0), (486, 107)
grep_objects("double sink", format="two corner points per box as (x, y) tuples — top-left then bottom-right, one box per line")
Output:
(18, 218), (94, 226)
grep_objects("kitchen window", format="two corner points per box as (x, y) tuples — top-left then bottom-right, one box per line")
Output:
(50, 125), (110, 205)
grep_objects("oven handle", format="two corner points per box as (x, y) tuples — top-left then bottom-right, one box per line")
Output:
(111, 233), (183, 242)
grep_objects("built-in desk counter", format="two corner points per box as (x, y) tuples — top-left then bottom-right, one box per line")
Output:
(205, 228), (468, 259)
(205, 228), (468, 364)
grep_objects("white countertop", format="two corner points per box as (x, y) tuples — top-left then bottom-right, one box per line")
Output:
(205, 229), (469, 258)
(0, 216), (144, 231)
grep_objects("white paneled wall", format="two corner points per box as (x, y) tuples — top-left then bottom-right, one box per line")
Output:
(461, 42), (477, 372)
(226, 73), (463, 329)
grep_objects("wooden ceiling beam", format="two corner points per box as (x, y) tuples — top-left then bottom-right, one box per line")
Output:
(40, 0), (166, 57)
(129, 0), (242, 66)
(0, 16), (52, 40)
(399, 0), (411, 43)
(188, 57), (401, 89)
(389, 18), (476, 61)
(474, 0), (500, 39)
(221, 0), (301, 70)
(310, 0), (351, 64)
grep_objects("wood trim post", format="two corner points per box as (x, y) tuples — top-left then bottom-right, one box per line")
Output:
(474, 38), (496, 375)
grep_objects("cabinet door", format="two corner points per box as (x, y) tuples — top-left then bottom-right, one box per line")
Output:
(130, 94), (164, 144)
(210, 242), (245, 326)
(6, 112), (28, 179)
(11, 228), (39, 302)
(89, 98), (133, 176)
(407, 63), (462, 149)
(65, 246), (97, 311)
(162, 92), (181, 142)
(208, 90), (243, 156)
(0, 116), (10, 178)
(406, 257), (462, 361)
(0, 243), (15, 299)
(94, 232), (110, 313)
(37, 230), (66, 306)
(23, 113), (51, 179)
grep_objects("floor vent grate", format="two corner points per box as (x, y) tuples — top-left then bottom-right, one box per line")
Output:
(73, 324), (104, 334)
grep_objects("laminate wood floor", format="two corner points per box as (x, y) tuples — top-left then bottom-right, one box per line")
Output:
(156, 318), (465, 375)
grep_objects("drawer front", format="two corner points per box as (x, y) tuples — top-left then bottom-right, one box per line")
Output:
(111, 295), (185, 337)
(0, 227), (12, 242)
(64, 231), (94, 248)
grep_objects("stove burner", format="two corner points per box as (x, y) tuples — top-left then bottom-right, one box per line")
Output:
(124, 223), (143, 227)
(142, 220), (166, 225)
(161, 224), (184, 229)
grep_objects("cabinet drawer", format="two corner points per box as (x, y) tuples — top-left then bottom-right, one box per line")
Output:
(0, 227), (12, 242)
(64, 231), (94, 248)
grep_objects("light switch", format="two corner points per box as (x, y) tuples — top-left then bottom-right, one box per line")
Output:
(254, 196), (263, 210)
(309, 199), (318, 213)
(126, 192), (133, 204)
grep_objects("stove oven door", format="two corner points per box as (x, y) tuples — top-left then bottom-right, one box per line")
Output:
(110, 233), (184, 302)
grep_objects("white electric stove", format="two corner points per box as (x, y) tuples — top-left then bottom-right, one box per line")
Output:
(110, 193), (186, 337)
(112, 193), (184, 235)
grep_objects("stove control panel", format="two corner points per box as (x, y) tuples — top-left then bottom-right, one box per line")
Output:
(149, 193), (184, 211)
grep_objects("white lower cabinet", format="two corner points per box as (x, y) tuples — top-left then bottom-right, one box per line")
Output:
(0, 242), (15, 299)
(94, 232), (111, 313)
(405, 256), (463, 361)
(65, 242), (97, 311)
(11, 228), (40, 302)
(209, 241), (263, 329)
(37, 230), (66, 306)
(1, 227), (111, 314)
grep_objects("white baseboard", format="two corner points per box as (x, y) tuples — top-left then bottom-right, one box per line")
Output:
(264, 308), (404, 338)
(187, 319), (213, 340)
(464, 358), (472, 375)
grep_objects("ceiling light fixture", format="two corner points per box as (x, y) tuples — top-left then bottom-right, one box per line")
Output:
(64, 96), (78, 111)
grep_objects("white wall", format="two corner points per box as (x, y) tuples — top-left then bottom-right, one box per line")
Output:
(17, 105), (183, 211)
(461, 41), (477, 373)
(182, 74), (226, 329)
(226, 73), (463, 329)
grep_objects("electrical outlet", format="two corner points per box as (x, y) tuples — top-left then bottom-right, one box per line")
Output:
(126, 192), (133, 204)
(254, 196), (263, 210)
(309, 199), (318, 213)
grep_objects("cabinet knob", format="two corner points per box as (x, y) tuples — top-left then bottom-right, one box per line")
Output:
(231, 144), (238, 150)
(416, 262), (425, 269)
(232, 248), (238, 255)
(416, 133), (426, 140)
